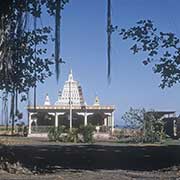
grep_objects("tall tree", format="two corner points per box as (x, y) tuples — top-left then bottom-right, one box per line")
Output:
(122, 107), (145, 129)
(122, 108), (166, 142)
(0, 0), (69, 133)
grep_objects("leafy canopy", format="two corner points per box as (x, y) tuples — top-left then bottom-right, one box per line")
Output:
(119, 20), (180, 88)
(0, 0), (69, 95)
(122, 107), (145, 129)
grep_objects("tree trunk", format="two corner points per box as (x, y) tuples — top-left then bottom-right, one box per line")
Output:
(11, 92), (15, 135)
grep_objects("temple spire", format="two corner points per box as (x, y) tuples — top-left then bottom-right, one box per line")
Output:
(93, 95), (100, 106)
(68, 69), (73, 81)
(55, 69), (85, 105)
(44, 94), (51, 106)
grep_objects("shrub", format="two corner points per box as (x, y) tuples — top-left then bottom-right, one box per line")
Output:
(99, 126), (109, 133)
(67, 128), (79, 143)
(79, 124), (95, 143)
(23, 126), (28, 137)
(48, 125), (96, 143)
(114, 129), (126, 139)
(16, 123), (24, 135)
(48, 126), (66, 141)
(143, 130), (165, 143)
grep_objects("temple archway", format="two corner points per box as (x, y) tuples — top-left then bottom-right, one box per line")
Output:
(35, 112), (55, 126)
(58, 112), (84, 128)
(87, 112), (107, 126)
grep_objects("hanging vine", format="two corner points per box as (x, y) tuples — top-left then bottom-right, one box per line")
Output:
(55, 0), (61, 81)
(107, 0), (112, 81)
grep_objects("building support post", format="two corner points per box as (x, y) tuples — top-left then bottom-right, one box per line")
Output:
(77, 112), (93, 126)
(84, 112), (87, 126)
(104, 113), (111, 131)
(55, 112), (65, 128)
(173, 119), (177, 137)
(104, 117), (107, 126)
(55, 112), (58, 127)
(111, 111), (115, 134)
(28, 113), (32, 135)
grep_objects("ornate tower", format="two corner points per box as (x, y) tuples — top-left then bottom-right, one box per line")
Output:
(55, 69), (85, 105)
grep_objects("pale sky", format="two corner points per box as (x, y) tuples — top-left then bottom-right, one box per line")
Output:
(1, 0), (180, 126)
(35, 0), (180, 124)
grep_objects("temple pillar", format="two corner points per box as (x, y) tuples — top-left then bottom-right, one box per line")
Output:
(104, 118), (107, 126)
(28, 112), (37, 135)
(104, 113), (111, 127)
(55, 113), (58, 127)
(47, 112), (57, 128)
(28, 113), (32, 135)
(173, 119), (177, 137)
(77, 112), (93, 126)
(85, 113), (93, 126)
(84, 112), (87, 126)
(56, 112), (65, 127)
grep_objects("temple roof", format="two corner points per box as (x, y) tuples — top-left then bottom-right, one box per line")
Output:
(40, 69), (115, 110)
(28, 105), (115, 112)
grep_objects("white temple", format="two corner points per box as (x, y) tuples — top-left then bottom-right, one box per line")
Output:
(27, 70), (115, 136)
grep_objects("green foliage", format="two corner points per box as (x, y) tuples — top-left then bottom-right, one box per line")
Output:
(114, 129), (126, 139)
(67, 128), (79, 143)
(119, 20), (180, 88)
(143, 130), (160, 143)
(16, 123), (24, 134)
(0, 1), (69, 133)
(48, 126), (66, 142)
(99, 126), (110, 133)
(15, 123), (28, 137)
(48, 124), (96, 143)
(144, 111), (166, 142)
(0, 25), (53, 94)
(79, 124), (95, 143)
(23, 126), (28, 137)
(122, 107), (145, 129)
(0, 0), (70, 96)
(122, 108), (166, 143)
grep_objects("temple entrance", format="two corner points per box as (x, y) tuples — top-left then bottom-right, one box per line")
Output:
(87, 112), (111, 132)
(31, 112), (55, 133)
(36, 112), (55, 126)
(87, 112), (106, 126)
(58, 112), (84, 128)
(29, 111), (113, 134)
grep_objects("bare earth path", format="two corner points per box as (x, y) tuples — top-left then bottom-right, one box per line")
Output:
(0, 168), (180, 180)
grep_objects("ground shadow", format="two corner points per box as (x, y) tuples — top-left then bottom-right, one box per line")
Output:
(1, 144), (180, 173)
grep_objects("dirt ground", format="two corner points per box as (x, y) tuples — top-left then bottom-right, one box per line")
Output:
(0, 137), (180, 179)
(0, 168), (180, 180)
